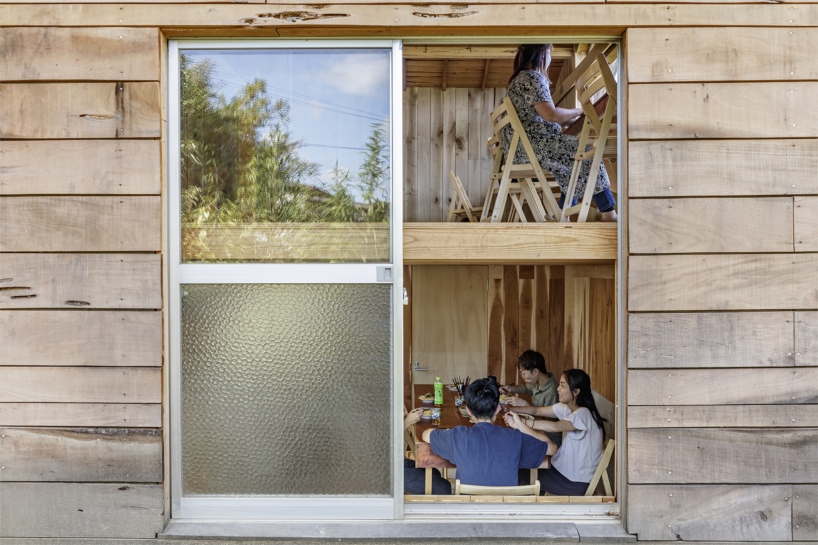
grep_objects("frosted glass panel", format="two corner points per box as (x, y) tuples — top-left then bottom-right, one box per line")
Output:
(181, 284), (392, 496)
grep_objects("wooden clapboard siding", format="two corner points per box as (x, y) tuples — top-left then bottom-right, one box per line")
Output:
(0, 311), (162, 367)
(0, 427), (162, 482)
(629, 429), (818, 484)
(629, 82), (818, 139)
(794, 485), (818, 541)
(796, 312), (817, 366)
(627, 28), (818, 83)
(0, 483), (163, 538)
(628, 368), (817, 405)
(628, 198), (794, 254)
(0, 196), (160, 252)
(0, 367), (161, 403)
(628, 405), (818, 429)
(0, 403), (161, 427)
(0, 254), (162, 309)
(0, 140), (161, 195)
(628, 254), (818, 311)
(404, 87), (418, 222)
(629, 139), (818, 197)
(0, 82), (161, 139)
(794, 196), (818, 251)
(628, 312), (795, 368)
(0, 28), (159, 81)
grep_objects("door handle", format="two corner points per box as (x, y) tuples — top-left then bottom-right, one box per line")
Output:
(413, 361), (427, 371)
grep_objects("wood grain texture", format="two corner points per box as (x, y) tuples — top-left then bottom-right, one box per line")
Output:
(503, 266), (519, 385)
(487, 266), (504, 381)
(628, 485), (792, 541)
(564, 267), (589, 378)
(415, 87), (431, 222)
(0, 367), (161, 403)
(0, 254), (162, 309)
(627, 28), (818, 83)
(0, 140), (161, 195)
(0, 483), (163, 538)
(0, 196), (160, 252)
(0, 403), (161, 427)
(0, 427), (162, 482)
(629, 82), (818, 139)
(627, 405), (818, 428)
(794, 196), (818, 251)
(403, 265), (412, 410)
(628, 368), (817, 405)
(0, 311), (162, 367)
(629, 198), (794, 254)
(796, 312), (817, 366)
(404, 88), (418, 222)
(0, 27), (159, 81)
(628, 312), (795, 368)
(548, 268), (566, 381)
(534, 265), (549, 363)
(629, 139), (818, 197)
(628, 428), (817, 483)
(0, 82), (160, 139)
(588, 278), (615, 402)
(794, 485), (818, 541)
(628, 254), (818, 311)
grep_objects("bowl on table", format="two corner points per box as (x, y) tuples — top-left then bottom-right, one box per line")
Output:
(421, 409), (433, 420)
(418, 393), (435, 404)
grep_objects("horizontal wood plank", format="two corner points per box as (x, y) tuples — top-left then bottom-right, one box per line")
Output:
(628, 312), (795, 368)
(628, 485), (792, 541)
(627, 405), (818, 428)
(0, 140), (160, 195)
(629, 198), (793, 254)
(0, 483), (163, 538)
(794, 485), (818, 541)
(794, 196), (818, 252)
(627, 28), (818, 83)
(629, 82), (818, 139)
(796, 311), (817, 366)
(628, 368), (817, 405)
(0, 82), (160, 139)
(0, 403), (161, 427)
(0, 427), (162, 482)
(0, 311), (162, 367)
(629, 139), (818, 197)
(0, 254), (162, 309)
(0, 367), (161, 403)
(628, 428), (817, 483)
(628, 254), (818, 311)
(0, 28), (159, 82)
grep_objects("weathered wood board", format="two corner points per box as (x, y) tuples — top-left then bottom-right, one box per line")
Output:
(795, 311), (817, 366)
(628, 254), (818, 311)
(0, 140), (161, 195)
(628, 428), (818, 483)
(628, 368), (817, 405)
(627, 28), (818, 82)
(627, 405), (818, 428)
(794, 196), (818, 251)
(0, 28), (159, 82)
(0, 311), (162, 367)
(0, 483), (163, 538)
(0, 367), (161, 403)
(628, 312), (795, 368)
(794, 485), (818, 541)
(628, 485), (793, 541)
(0, 403), (161, 427)
(0, 254), (162, 309)
(0, 197), (160, 252)
(0, 82), (161, 139)
(0, 427), (162, 482)
(629, 198), (793, 254)
(629, 139), (818, 197)
(629, 82), (818, 139)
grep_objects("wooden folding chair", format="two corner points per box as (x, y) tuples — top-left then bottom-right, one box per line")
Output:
(446, 171), (483, 222)
(585, 437), (615, 496)
(455, 479), (540, 496)
(403, 405), (417, 460)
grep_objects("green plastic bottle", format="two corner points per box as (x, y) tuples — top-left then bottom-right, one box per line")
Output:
(434, 376), (444, 407)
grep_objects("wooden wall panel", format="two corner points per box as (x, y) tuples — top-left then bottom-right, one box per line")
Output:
(628, 198), (794, 254)
(0, 311), (162, 367)
(795, 311), (817, 366)
(0, 82), (161, 139)
(0, 367), (161, 403)
(794, 196), (818, 251)
(628, 428), (818, 484)
(0, 403), (161, 428)
(629, 139), (818, 197)
(0, 140), (161, 195)
(628, 405), (818, 429)
(0, 427), (162, 482)
(628, 368), (817, 406)
(628, 312), (794, 368)
(404, 87), (418, 222)
(629, 82), (818, 139)
(0, 28), (159, 82)
(487, 265), (504, 381)
(0, 197), (160, 252)
(628, 254), (818, 311)
(588, 278), (615, 402)
(627, 28), (818, 83)
(794, 485), (818, 541)
(0, 254), (162, 309)
(502, 265), (519, 385)
(0, 483), (163, 538)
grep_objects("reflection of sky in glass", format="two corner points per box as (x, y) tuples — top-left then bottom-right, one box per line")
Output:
(185, 49), (391, 198)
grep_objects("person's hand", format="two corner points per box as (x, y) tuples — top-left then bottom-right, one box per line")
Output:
(499, 385), (513, 394)
(507, 395), (529, 407)
(404, 408), (423, 429)
(505, 411), (524, 430)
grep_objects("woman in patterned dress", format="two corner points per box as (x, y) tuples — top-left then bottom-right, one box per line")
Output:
(501, 44), (617, 222)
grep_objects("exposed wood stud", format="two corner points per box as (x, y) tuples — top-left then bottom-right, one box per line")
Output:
(481, 59), (491, 90)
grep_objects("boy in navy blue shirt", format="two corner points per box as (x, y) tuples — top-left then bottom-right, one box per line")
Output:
(421, 378), (556, 487)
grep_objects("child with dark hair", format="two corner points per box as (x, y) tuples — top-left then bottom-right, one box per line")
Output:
(421, 378), (556, 487)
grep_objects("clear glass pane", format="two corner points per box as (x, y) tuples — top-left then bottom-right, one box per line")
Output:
(180, 49), (391, 263)
(181, 284), (393, 496)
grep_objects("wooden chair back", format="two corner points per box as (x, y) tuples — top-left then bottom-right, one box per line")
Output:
(446, 171), (481, 222)
(584, 437), (615, 496)
(455, 479), (541, 497)
(403, 405), (417, 460)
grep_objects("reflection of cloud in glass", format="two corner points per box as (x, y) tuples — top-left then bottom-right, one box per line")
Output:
(323, 53), (390, 97)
